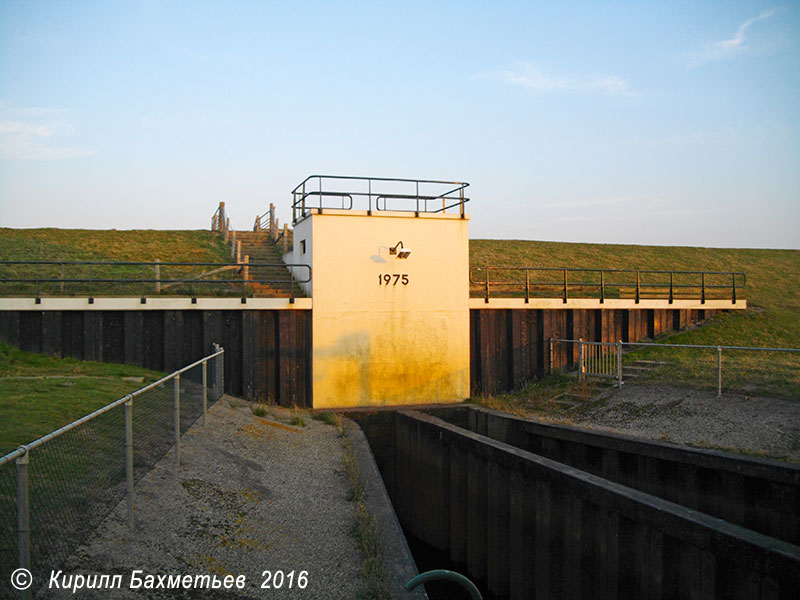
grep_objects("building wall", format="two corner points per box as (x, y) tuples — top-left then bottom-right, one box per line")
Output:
(302, 211), (471, 408)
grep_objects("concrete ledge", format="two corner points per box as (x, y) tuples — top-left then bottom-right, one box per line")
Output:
(0, 297), (313, 311)
(469, 297), (746, 310)
(344, 419), (427, 600)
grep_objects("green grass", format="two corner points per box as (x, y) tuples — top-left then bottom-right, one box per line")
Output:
(471, 240), (800, 349)
(0, 228), (230, 263)
(471, 239), (800, 402)
(0, 228), (241, 297)
(0, 340), (166, 455)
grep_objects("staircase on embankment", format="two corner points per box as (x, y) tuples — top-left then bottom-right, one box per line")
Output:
(233, 230), (302, 298)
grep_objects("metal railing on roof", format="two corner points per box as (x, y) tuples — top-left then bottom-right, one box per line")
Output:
(470, 266), (746, 304)
(291, 175), (470, 224)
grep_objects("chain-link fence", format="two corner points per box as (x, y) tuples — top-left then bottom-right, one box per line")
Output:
(551, 338), (800, 399)
(0, 346), (224, 599)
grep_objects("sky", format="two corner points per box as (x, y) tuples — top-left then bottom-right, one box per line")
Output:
(0, 1), (798, 248)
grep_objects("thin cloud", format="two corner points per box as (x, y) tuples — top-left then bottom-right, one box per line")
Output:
(688, 9), (777, 69)
(500, 63), (632, 96)
(0, 107), (93, 160)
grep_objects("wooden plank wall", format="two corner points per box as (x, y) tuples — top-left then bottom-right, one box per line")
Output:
(0, 309), (312, 407)
(470, 308), (715, 396)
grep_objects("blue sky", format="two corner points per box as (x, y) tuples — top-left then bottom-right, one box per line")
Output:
(1, 1), (798, 248)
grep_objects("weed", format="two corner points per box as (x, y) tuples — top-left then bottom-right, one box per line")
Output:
(339, 425), (388, 600)
(312, 411), (341, 427)
(288, 414), (306, 427)
(250, 404), (270, 418)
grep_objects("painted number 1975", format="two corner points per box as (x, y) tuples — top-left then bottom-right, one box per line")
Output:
(378, 274), (409, 286)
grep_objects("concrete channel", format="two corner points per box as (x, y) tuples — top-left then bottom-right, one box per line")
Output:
(352, 406), (800, 600)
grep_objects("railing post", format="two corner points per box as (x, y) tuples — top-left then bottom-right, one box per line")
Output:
(243, 255), (249, 281)
(731, 273), (736, 304)
(701, 272), (706, 304)
(125, 397), (134, 528)
(174, 375), (181, 467)
(600, 270), (605, 304)
(578, 338), (584, 382)
(202, 360), (208, 427)
(154, 259), (161, 293)
(669, 272), (674, 304)
(563, 269), (568, 304)
(617, 340), (623, 387)
(635, 271), (640, 304)
(525, 269), (530, 303)
(548, 337), (554, 374)
(484, 268), (489, 304)
(282, 224), (288, 254)
(88, 263), (94, 303)
(16, 449), (31, 599)
(460, 187), (465, 219)
(717, 346), (722, 398)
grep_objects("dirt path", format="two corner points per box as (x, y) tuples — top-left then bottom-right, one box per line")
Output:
(43, 398), (364, 599)
(567, 384), (800, 461)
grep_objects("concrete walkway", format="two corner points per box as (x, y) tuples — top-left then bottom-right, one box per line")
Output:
(44, 398), (371, 599)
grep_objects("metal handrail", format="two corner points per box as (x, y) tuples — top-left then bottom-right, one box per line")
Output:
(0, 260), (311, 302)
(471, 266), (746, 304)
(291, 175), (470, 223)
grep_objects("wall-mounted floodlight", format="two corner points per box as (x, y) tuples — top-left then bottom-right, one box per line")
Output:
(389, 241), (411, 259)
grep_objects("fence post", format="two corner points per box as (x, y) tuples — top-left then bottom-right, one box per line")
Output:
(617, 340), (623, 387)
(202, 360), (208, 426)
(717, 346), (722, 398)
(16, 449), (31, 599)
(154, 259), (161, 293)
(282, 224), (289, 254)
(174, 375), (181, 467)
(274, 218), (280, 241)
(125, 397), (134, 528)
(578, 338), (584, 382)
(243, 255), (249, 281)
(236, 240), (242, 264)
(548, 337), (554, 374)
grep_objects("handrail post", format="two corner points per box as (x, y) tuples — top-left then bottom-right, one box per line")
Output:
(88, 263), (94, 303)
(635, 271), (640, 304)
(525, 269), (530, 303)
(701, 272), (706, 304)
(578, 338), (584, 382)
(125, 398), (134, 528)
(600, 270), (605, 304)
(669, 272), (674, 304)
(731, 273), (736, 304)
(17, 449), (31, 599)
(563, 269), (568, 304)
(616, 340), (623, 387)
(460, 187), (465, 219)
(154, 259), (161, 293)
(717, 346), (722, 398)
(202, 360), (208, 427)
(484, 268), (489, 304)
(174, 375), (181, 467)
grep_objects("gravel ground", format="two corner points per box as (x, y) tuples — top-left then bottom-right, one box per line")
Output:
(567, 383), (800, 461)
(40, 397), (364, 599)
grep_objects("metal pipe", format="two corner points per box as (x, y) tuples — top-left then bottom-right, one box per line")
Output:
(578, 338), (584, 382)
(125, 397), (134, 528)
(405, 570), (482, 600)
(202, 360), (207, 427)
(174, 375), (181, 467)
(717, 346), (722, 398)
(617, 339), (623, 387)
(17, 449), (31, 593)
